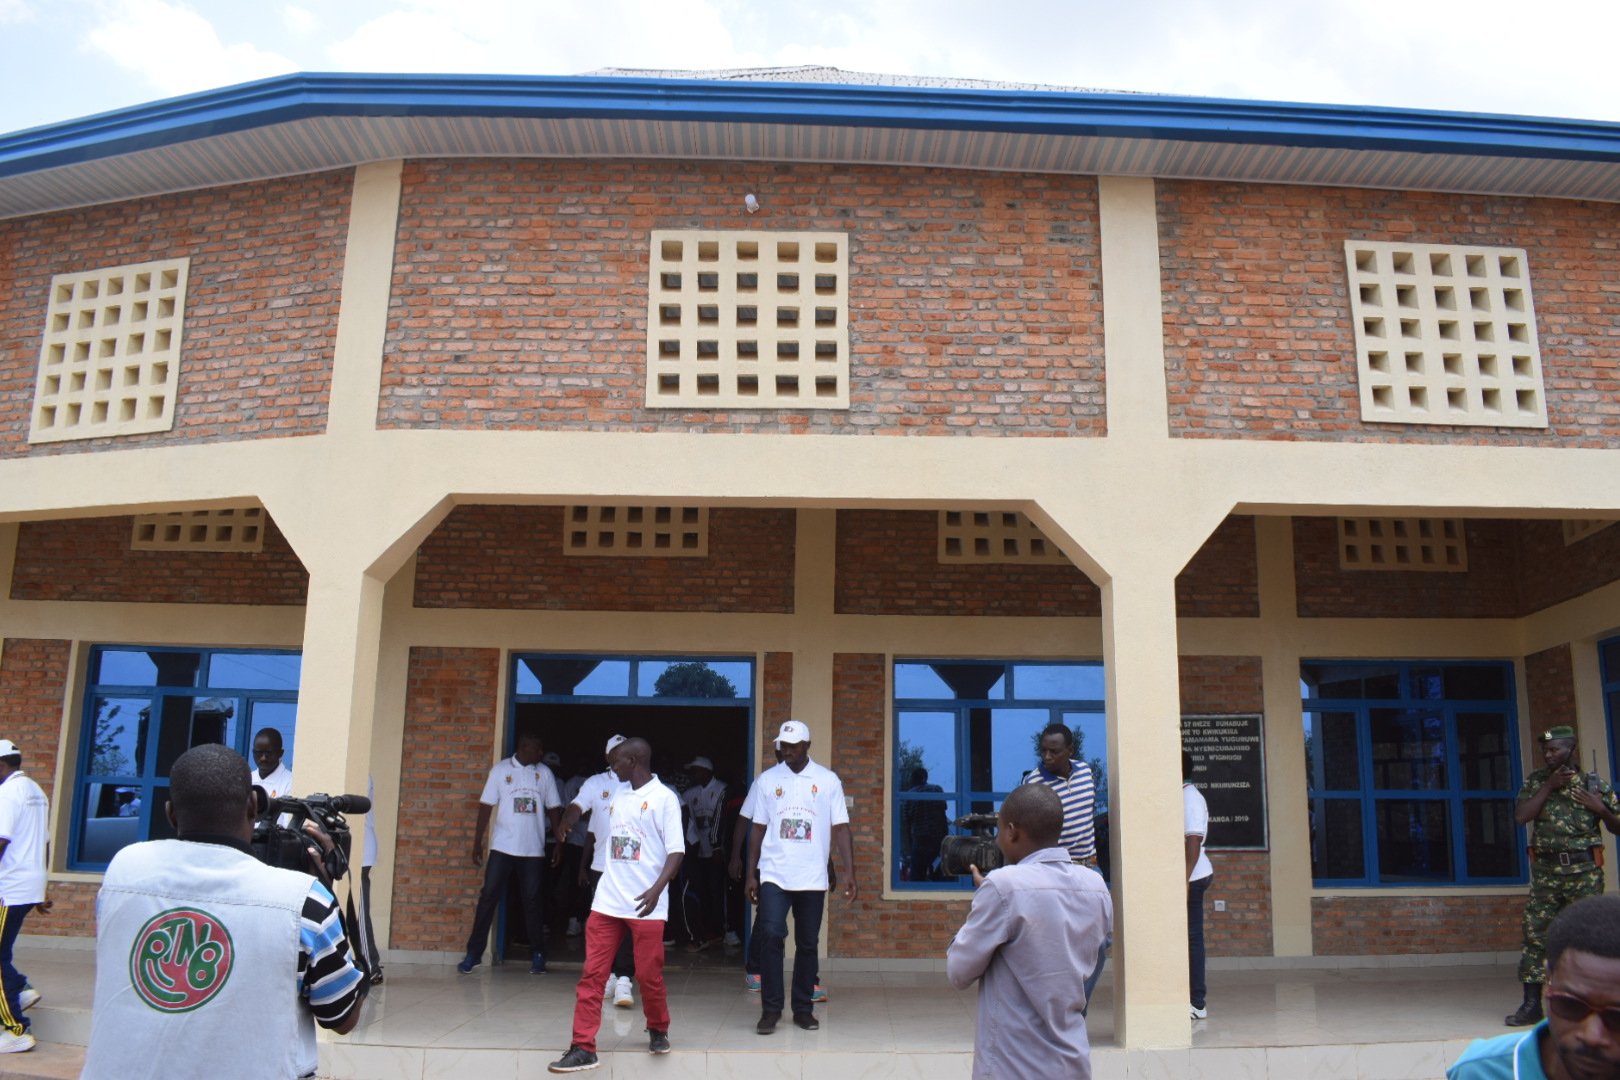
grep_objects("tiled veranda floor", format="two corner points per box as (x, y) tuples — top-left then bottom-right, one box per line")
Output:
(7, 942), (1524, 1079)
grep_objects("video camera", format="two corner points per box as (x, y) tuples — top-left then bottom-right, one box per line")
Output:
(251, 792), (370, 883)
(938, 812), (1006, 877)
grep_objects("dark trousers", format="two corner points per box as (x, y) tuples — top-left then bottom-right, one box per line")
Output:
(1188, 874), (1214, 1009)
(0, 903), (33, 1036)
(357, 866), (382, 972)
(465, 850), (545, 961)
(757, 883), (823, 1016)
(552, 844), (585, 929)
(686, 853), (726, 942)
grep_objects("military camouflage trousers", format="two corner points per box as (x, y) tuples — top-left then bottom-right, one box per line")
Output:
(1517, 862), (1604, 984)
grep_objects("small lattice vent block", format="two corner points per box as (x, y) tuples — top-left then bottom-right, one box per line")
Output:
(130, 507), (264, 553)
(646, 231), (849, 409)
(1338, 517), (1467, 572)
(562, 505), (709, 557)
(1345, 241), (1545, 428)
(1561, 519), (1616, 545)
(938, 510), (1069, 565)
(30, 258), (189, 444)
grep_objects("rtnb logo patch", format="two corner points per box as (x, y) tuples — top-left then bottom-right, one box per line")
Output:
(129, 907), (234, 1013)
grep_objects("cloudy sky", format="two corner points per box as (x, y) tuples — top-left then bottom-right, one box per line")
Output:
(1, 0), (1617, 137)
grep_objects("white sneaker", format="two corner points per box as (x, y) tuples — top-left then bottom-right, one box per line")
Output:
(723, 931), (740, 946)
(0, 1031), (34, 1053)
(16, 988), (39, 1011)
(566, 918), (583, 937)
(1190, 1004), (1208, 1020)
(614, 976), (635, 1008)
(604, 972), (617, 999)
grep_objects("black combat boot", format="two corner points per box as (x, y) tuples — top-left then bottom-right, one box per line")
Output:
(1505, 982), (1543, 1026)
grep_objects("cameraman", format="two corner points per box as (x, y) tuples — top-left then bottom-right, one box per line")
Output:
(82, 744), (364, 1080)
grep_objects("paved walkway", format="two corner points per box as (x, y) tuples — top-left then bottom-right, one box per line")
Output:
(5, 945), (1524, 1078)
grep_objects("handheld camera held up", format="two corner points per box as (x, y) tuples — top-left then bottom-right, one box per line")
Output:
(251, 792), (370, 883)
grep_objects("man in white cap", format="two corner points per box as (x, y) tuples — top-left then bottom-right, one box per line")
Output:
(680, 756), (727, 952)
(745, 720), (855, 1035)
(0, 740), (48, 1054)
(555, 735), (636, 1008)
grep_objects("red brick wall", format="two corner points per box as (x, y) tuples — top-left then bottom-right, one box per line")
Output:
(1292, 517), (1521, 618)
(0, 173), (350, 457)
(1176, 515), (1260, 618)
(1516, 521), (1620, 614)
(1160, 182), (1620, 446)
(390, 646), (501, 950)
(379, 160), (1105, 436)
(9, 515), (308, 604)
(1312, 894), (1521, 955)
(0, 638), (96, 936)
(761, 652), (792, 773)
(412, 505), (794, 612)
(835, 509), (1100, 616)
(830, 652), (970, 958)
(1178, 655), (1272, 956)
(1525, 643), (1577, 736)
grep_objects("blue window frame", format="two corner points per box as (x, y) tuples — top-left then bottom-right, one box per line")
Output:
(893, 659), (1105, 891)
(1302, 659), (1524, 887)
(71, 645), (301, 871)
(1602, 636), (1620, 785)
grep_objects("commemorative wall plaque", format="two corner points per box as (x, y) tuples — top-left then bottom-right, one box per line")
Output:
(1180, 713), (1267, 850)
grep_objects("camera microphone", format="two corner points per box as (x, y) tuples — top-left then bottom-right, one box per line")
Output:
(325, 794), (371, 815)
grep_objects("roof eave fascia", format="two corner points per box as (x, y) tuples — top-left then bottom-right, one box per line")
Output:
(3, 71), (1620, 181)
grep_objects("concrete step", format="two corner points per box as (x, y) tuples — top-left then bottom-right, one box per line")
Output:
(0, 1041), (84, 1080)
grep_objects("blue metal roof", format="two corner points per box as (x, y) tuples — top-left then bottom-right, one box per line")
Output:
(3, 72), (1619, 219)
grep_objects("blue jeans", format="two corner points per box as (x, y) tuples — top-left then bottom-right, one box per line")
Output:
(0, 903), (33, 1035)
(756, 883), (823, 1016)
(465, 851), (545, 961)
(1188, 875), (1214, 1009)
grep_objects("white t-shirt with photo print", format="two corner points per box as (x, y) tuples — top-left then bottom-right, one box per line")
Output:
(591, 775), (685, 921)
(753, 758), (848, 892)
(479, 755), (562, 858)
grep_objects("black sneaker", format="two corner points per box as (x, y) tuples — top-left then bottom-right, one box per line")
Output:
(648, 1029), (671, 1054)
(756, 1011), (781, 1035)
(547, 1045), (599, 1073)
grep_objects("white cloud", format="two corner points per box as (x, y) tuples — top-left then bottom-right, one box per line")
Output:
(282, 3), (317, 37)
(84, 0), (297, 97)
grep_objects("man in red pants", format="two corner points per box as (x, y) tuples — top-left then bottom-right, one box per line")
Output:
(548, 737), (684, 1073)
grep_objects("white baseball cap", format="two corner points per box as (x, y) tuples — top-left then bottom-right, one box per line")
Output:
(773, 720), (811, 748)
(605, 734), (627, 755)
(0, 740), (19, 757)
(686, 756), (714, 770)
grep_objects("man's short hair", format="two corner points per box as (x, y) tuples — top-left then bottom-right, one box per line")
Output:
(1038, 722), (1074, 748)
(908, 766), (928, 786)
(252, 727), (283, 750)
(1001, 784), (1063, 846)
(1547, 894), (1620, 975)
(170, 743), (253, 835)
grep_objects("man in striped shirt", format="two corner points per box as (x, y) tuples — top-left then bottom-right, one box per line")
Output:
(1022, 723), (1097, 866)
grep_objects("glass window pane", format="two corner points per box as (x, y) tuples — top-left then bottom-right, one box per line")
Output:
(1443, 665), (1509, 701)
(1312, 798), (1365, 879)
(1408, 667), (1446, 700)
(897, 711), (956, 790)
(900, 796), (958, 882)
(1457, 712), (1512, 791)
(1375, 799), (1451, 881)
(895, 663), (953, 700)
(1463, 798), (1518, 878)
(153, 696), (240, 778)
(1303, 662), (1399, 700)
(1011, 664), (1105, 701)
(86, 696), (148, 777)
(638, 660), (751, 699)
(207, 652), (301, 691)
(571, 661), (631, 696)
(78, 782), (144, 864)
(1308, 711), (1361, 791)
(927, 663), (1006, 701)
(250, 701), (297, 775)
(1598, 638), (1620, 681)
(513, 658), (629, 696)
(1369, 709), (1447, 790)
(977, 708), (1048, 792)
(92, 650), (159, 687)
(148, 787), (175, 841)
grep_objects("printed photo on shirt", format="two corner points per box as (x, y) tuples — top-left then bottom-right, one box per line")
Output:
(512, 796), (537, 814)
(611, 835), (642, 861)
(779, 817), (812, 842)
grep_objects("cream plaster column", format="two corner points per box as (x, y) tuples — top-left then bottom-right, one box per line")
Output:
(1254, 515), (1314, 955)
(791, 508), (841, 957)
(1570, 639), (1620, 893)
(365, 553), (418, 954)
(328, 160), (404, 437)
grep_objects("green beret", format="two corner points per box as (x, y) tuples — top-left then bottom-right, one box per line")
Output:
(1539, 725), (1577, 742)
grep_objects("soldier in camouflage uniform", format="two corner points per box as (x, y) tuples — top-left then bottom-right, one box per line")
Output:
(1505, 725), (1620, 1027)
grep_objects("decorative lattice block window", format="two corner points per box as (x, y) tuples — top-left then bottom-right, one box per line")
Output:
(563, 506), (709, 557)
(30, 258), (190, 444)
(938, 510), (1068, 565)
(1338, 517), (1467, 572)
(1344, 241), (1546, 428)
(130, 507), (264, 553)
(1562, 519), (1616, 545)
(645, 231), (849, 408)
